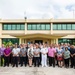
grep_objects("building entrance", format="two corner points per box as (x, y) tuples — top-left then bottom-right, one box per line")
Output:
(35, 40), (43, 44)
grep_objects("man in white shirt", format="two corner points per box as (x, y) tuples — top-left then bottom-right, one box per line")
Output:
(12, 44), (20, 67)
(41, 44), (48, 67)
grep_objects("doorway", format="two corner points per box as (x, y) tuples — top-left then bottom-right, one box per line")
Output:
(35, 40), (43, 44)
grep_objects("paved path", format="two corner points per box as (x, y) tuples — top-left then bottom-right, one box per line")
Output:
(0, 66), (75, 75)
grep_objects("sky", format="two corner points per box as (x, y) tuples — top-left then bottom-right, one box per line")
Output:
(0, 0), (75, 19)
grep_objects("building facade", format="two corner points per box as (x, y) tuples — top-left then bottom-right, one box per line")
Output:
(0, 19), (75, 46)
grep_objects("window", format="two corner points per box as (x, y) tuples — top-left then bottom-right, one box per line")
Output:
(58, 39), (75, 45)
(2, 23), (25, 30)
(58, 24), (62, 30)
(27, 23), (51, 30)
(32, 24), (36, 30)
(53, 23), (75, 30)
(21, 24), (25, 30)
(12, 24), (16, 30)
(46, 24), (50, 30)
(8, 24), (12, 30)
(41, 24), (45, 30)
(67, 24), (72, 30)
(53, 24), (57, 30)
(3, 24), (8, 30)
(37, 24), (41, 30)
(27, 24), (31, 30)
(62, 24), (66, 30)
(2, 38), (19, 44)
(16, 24), (20, 30)
(72, 24), (75, 30)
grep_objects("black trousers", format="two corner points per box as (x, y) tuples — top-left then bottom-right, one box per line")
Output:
(70, 57), (75, 67)
(39, 53), (41, 65)
(4, 56), (10, 66)
(34, 57), (40, 67)
(12, 57), (18, 67)
(64, 58), (69, 67)
(49, 56), (55, 67)
(74, 57), (75, 67)
(1, 55), (4, 66)
(10, 54), (13, 65)
(20, 57), (26, 66)
(26, 53), (28, 65)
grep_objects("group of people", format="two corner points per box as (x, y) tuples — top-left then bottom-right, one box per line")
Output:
(0, 43), (75, 69)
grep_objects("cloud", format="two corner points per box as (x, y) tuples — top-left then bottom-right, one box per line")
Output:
(0, 0), (75, 19)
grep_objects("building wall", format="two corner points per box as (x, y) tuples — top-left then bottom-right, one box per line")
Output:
(0, 19), (75, 46)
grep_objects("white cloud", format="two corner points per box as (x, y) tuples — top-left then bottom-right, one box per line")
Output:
(0, 0), (75, 19)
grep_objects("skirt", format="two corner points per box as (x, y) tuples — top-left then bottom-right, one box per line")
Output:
(57, 57), (63, 61)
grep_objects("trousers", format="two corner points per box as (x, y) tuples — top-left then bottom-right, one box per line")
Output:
(41, 55), (47, 67)
(12, 57), (18, 67)
(49, 56), (55, 67)
(20, 57), (26, 66)
(1, 55), (4, 66)
(4, 56), (10, 66)
(34, 57), (40, 67)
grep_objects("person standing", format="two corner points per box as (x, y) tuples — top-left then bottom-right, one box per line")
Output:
(48, 44), (56, 67)
(0, 44), (5, 66)
(41, 44), (48, 67)
(33, 44), (40, 67)
(56, 46), (64, 68)
(72, 49), (75, 69)
(39, 43), (43, 65)
(64, 47), (70, 68)
(4, 45), (11, 67)
(12, 44), (20, 67)
(20, 44), (27, 67)
(26, 44), (29, 65)
(27, 44), (34, 67)
(70, 45), (75, 69)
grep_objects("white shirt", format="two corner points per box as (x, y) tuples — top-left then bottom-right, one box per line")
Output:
(12, 48), (20, 57)
(41, 47), (48, 56)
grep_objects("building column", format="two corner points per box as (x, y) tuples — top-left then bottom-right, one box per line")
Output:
(21, 39), (24, 43)
(55, 38), (58, 44)
(25, 22), (27, 34)
(0, 38), (2, 47)
(25, 39), (27, 44)
(51, 39), (54, 44)
(51, 38), (58, 44)
(49, 39), (51, 44)
(51, 22), (53, 34)
(23, 39), (27, 44)
(19, 38), (22, 44)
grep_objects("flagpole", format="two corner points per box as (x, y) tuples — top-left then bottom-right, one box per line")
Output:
(73, 9), (75, 19)
(24, 11), (27, 20)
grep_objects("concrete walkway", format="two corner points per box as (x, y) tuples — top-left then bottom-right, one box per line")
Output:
(0, 66), (75, 75)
